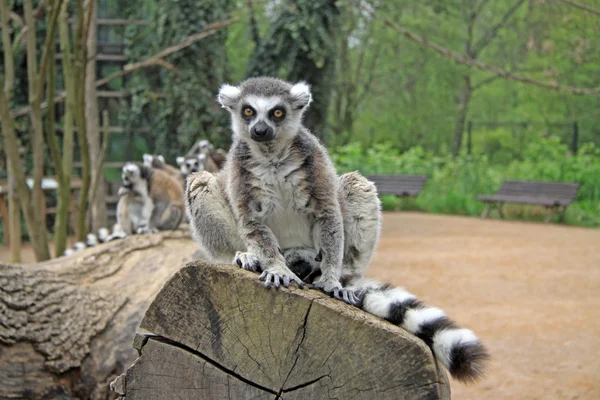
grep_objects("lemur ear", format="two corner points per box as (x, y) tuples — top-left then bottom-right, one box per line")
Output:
(157, 155), (166, 164)
(217, 84), (241, 110)
(142, 154), (153, 165)
(176, 156), (185, 166)
(290, 81), (312, 110)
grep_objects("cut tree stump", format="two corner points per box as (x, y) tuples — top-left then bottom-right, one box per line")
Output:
(0, 227), (198, 399)
(111, 262), (451, 399)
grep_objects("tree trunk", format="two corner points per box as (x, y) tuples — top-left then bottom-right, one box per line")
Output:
(0, 229), (195, 399)
(0, 88), (51, 261)
(85, 0), (107, 233)
(451, 75), (472, 155)
(7, 164), (21, 263)
(112, 263), (450, 399)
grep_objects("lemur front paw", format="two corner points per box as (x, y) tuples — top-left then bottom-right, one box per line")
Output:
(136, 226), (151, 234)
(258, 263), (304, 289)
(311, 274), (359, 305)
(117, 187), (130, 197)
(234, 251), (261, 272)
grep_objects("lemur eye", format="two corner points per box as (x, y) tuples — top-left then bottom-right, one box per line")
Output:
(273, 109), (284, 118)
(243, 107), (254, 117)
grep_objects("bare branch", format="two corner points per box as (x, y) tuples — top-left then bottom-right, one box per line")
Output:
(362, 3), (600, 96)
(471, 74), (501, 91)
(245, 0), (261, 45)
(471, 0), (527, 57)
(12, 17), (239, 118)
(1, 0), (14, 100)
(557, 0), (600, 16)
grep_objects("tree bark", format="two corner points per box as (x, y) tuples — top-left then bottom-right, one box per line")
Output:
(7, 164), (21, 263)
(0, 229), (195, 399)
(1, 0), (21, 262)
(0, 86), (51, 261)
(451, 75), (472, 155)
(85, 0), (107, 233)
(112, 262), (451, 399)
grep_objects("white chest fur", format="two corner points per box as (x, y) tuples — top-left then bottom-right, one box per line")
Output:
(251, 159), (313, 250)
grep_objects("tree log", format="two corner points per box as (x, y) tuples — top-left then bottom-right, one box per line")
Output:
(112, 262), (451, 399)
(1, 231), (449, 399)
(0, 228), (197, 399)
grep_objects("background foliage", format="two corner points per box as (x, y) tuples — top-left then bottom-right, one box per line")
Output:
(1, 0), (599, 234)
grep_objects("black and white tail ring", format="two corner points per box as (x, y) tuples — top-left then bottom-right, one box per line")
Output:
(351, 280), (490, 383)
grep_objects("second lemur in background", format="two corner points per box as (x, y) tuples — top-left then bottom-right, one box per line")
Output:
(116, 162), (184, 235)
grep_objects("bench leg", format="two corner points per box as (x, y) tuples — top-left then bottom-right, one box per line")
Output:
(545, 206), (567, 224)
(544, 206), (559, 224)
(559, 206), (567, 223)
(498, 203), (505, 219)
(481, 205), (491, 219)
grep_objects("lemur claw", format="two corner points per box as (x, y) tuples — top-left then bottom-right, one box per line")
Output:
(136, 226), (150, 234)
(234, 252), (261, 272)
(310, 277), (359, 305)
(258, 269), (304, 289)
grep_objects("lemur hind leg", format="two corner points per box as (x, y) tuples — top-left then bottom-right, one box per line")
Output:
(339, 172), (382, 281)
(185, 171), (245, 263)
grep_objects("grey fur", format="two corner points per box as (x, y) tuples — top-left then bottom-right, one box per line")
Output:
(188, 76), (378, 297)
(186, 77), (489, 383)
(114, 163), (154, 235)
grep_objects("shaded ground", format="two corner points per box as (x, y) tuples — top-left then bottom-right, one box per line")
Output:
(370, 212), (600, 400)
(1, 212), (599, 399)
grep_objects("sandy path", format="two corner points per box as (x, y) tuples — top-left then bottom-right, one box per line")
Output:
(369, 212), (600, 400)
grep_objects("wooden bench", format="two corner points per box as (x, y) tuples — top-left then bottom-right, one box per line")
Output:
(366, 175), (428, 209)
(477, 180), (581, 223)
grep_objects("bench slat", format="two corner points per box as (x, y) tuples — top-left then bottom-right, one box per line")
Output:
(478, 180), (581, 208)
(366, 175), (428, 197)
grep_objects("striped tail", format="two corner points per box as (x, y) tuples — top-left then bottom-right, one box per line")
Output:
(349, 278), (489, 383)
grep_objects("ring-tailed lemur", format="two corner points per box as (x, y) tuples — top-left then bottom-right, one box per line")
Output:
(185, 77), (489, 382)
(143, 154), (186, 189)
(119, 162), (185, 232)
(176, 153), (208, 176)
(182, 139), (226, 172)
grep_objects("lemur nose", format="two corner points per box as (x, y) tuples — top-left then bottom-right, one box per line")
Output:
(254, 127), (268, 137)
(250, 121), (274, 141)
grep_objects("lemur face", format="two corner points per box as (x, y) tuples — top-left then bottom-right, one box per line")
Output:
(217, 77), (312, 143)
(122, 162), (145, 187)
(196, 140), (214, 155)
(177, 154), (206, 176)
(143, 154), (166, 169)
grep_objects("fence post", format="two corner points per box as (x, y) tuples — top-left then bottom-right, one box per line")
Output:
(467, 120), (472, 155)
(572, 121), (579, 155)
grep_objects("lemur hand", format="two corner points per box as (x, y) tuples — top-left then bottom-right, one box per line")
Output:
(259, 261), (304, 289)
(311, 273), (359, 305)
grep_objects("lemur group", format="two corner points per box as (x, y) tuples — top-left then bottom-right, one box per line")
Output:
(63, 139), (226, 256)
(71, 77), (490, 383)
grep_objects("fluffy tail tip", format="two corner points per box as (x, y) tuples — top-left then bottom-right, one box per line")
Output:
(433, 328), (489, 383)
(448, 340), (490, 383)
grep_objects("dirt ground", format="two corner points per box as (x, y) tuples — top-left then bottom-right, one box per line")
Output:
(369, 212), (600, 400)
(2, 212), (599, 399)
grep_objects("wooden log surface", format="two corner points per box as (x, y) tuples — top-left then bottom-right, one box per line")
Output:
(114, 261), (451, 399)
(0, 227), (198, 399)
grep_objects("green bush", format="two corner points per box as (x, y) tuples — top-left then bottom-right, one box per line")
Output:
(331, 137), (600, 227)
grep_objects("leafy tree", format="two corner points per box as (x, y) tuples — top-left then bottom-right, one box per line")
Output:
(122, 0), (234, 160)
(246, 0), (341, 140)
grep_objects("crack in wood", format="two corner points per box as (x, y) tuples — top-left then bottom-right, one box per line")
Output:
(143, 335), (278, 395)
